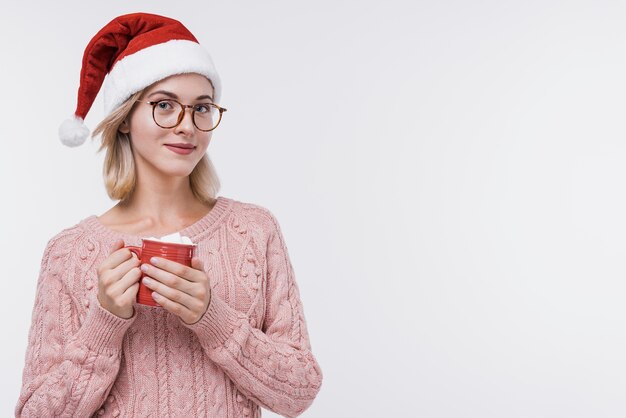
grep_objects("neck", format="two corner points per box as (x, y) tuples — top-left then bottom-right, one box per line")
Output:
(116, 176), (213, 230)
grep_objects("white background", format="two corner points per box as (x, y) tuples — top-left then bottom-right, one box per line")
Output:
(2, 1), (626, 416)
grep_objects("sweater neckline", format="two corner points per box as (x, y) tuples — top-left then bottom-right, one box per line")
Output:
(81, 196), (232, 243)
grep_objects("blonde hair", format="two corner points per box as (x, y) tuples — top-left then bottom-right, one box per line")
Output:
(91, 88), (221, 205)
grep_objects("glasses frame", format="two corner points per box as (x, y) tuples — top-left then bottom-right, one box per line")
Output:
(136, 99), (227, 132)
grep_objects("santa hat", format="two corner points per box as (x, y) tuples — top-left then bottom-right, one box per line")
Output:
(59, 12), (222, 147)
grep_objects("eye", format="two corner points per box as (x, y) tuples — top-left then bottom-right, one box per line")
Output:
(156, 100), (175, 110)
(194, 104), (211, 114)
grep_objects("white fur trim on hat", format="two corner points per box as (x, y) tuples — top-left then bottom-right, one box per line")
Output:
(102, 39), (221, 115)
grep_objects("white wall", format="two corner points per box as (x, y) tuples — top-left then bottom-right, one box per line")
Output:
(2, 1), (626, 416)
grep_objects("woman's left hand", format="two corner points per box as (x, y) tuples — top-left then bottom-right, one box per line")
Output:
(140, 257), (211, 325)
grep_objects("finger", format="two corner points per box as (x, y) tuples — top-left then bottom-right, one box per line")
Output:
(97, 240), (124, 271)
(109, 253), (141, 279)
(100, 255), (138, 288)
(111, 266), (142, 295)
(151, 291), (195, 322)
(143, 278), (201, 311)
(110, 239), (124, 253)
(191, 257), (203, 270)
(150, 257), (204, 283)
(122, 282), (140, 299)
(140, 263), (195, 295)
(100, 246), (136, 272)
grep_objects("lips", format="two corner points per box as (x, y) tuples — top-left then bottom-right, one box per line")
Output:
(164, 144), (195, 155)
(164, 143), (195, 149)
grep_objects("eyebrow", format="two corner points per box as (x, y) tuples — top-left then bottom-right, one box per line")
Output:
(148, 90), (214, 101)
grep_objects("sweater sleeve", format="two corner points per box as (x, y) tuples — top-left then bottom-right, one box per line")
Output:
(15, 231), (137, 417)
(182, 212), (323, 418)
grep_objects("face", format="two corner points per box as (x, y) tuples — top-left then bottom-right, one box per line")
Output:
(119, 73), (215, 180)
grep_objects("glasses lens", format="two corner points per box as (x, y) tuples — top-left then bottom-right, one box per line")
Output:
(193, 104), (221, 131)
(153, 100), (222, 131)
(153, 100), (181, 128)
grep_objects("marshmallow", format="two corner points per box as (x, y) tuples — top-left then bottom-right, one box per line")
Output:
(145, 232), (194, 245)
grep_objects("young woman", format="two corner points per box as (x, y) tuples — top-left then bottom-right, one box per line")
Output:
(16, 12), (322, 417)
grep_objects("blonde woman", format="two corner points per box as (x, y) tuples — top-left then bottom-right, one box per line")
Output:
(16, 12), (322, 417)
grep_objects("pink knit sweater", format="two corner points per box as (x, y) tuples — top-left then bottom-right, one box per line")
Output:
(15, 196), (322, 417)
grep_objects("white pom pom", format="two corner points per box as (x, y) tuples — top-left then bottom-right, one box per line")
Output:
(59, 115), (90, 147)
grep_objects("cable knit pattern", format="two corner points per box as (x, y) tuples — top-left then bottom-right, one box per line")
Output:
(15, 196), (322, 418)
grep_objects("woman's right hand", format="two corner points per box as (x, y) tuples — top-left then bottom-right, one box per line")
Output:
(96, 239), (142, 319)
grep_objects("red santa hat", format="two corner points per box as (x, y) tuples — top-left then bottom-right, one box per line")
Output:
(59, 12), (222, 147)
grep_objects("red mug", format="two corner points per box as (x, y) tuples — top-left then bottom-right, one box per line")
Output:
(125, 239), (196, 306)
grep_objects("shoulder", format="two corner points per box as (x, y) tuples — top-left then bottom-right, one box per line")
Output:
(43, 224), (86, 256)
(228, 198), (281, 229)
(222, 199), (284, 245)
(40, 220), (96, 267)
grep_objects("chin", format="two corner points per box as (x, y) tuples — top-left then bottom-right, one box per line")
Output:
(167, 167), (196, 177)
(157, 161), (198, 177)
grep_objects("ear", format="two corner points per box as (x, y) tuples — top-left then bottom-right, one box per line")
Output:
(119, 119), (130, 134)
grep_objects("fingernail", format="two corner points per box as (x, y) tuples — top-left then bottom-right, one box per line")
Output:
(142, 277), (151, 285)
(150, 257), (158, 265)
(141, 264), (149, 272)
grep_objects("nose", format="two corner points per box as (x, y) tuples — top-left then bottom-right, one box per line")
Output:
(174, 106), (195, 135)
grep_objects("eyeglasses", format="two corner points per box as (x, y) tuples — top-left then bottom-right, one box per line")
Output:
(136, 99), (227, 132)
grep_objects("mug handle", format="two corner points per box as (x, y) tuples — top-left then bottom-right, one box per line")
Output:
(125, 245), (142, 259)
